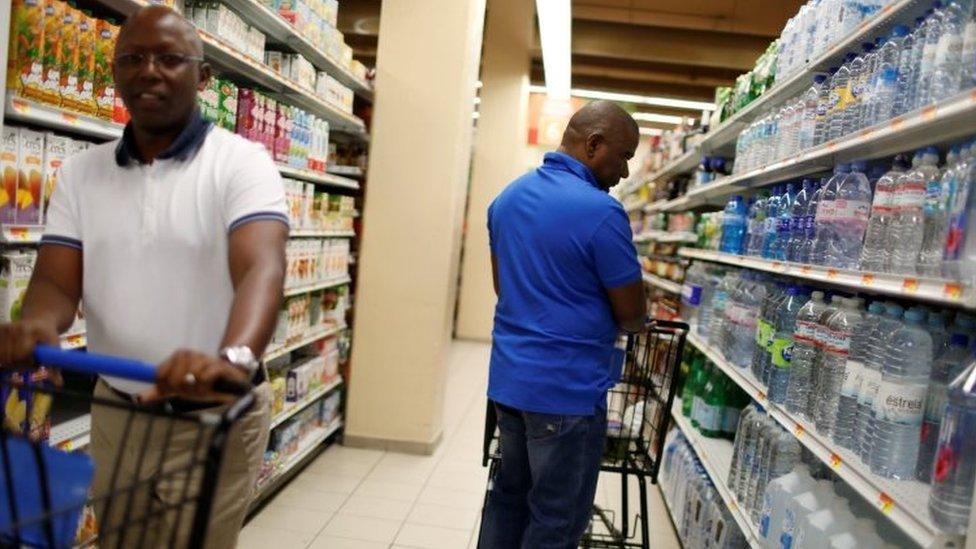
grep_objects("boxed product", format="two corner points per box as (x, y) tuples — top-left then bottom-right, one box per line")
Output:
(94, 18), (120, 120)
(265, 51), (284, 74)
(15, 128), (44, 225)
(69, 10), (98, 115)
(0, 250), (37, 322)
(6, 0), (46, 99)
(57, 4), (79, 108)
(320, 391), (341, 424)
(1, 128), (19, 225)
(217, 79), (239, 131)
(263, 96), (278, 153)
(38, 0), (66, 106)
(351, 60), (368, 82)
(302, 183), (315, 228)
(270, 376), (286, 415)
(274, 103), (292, 164)
(198, 77), (221, 125)
(235, 87), (258, 142)
(42, 133), (70, 217)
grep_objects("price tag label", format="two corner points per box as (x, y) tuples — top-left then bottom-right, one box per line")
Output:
(10, 98), (30, 115)
(827, 142), (837, 152)
(826, 269), (839, 280)
(891, 117), (905, 131)
(7, 227), (28, 241)
(793, 423), (805, 438)
(63, 334), (84, 349)
(878, 492), (894, 514)
(771, 261), (782, 270)
(860, 274), (875, 286)
(943, 283), (963, 300)
(829, 453), (842, 469)
(859, 128), (874, 139)
(800, 266), (812, 275)
(921, 106), (938, 121)
(902, 278), (919, 293)
(60, 112), (78, 126)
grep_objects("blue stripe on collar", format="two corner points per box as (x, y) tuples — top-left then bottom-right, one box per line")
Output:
(114, 110), (213, 167)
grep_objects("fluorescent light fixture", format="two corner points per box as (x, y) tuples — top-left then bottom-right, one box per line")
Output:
(474, 97), (481, 105)
(535, 0), (571, 100)
(528, 85), (713, 112)
(632, 112), (684, 125)
(639, 127), (663, 136)
(476, 80), (483, 89)
(472, 112), (480, 120)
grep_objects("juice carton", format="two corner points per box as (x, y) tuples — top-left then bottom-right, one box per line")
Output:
(274, 102), (291, 164)
(0, 128), (20, 225)
(113, 95), (130, 125)
(15, 128), (44, 225)
(57, 4), (79, 108)
(42, 133), (69, 219)
(6, 0), (46, 99)
(217, 79), (238, 131)
(63, 10), (97, 115)
(0, 250), (37, 323)
(198, 77), (220, 125)
(94, 19), (119, 121)
(235, 87), (256, 141)
(37, 0), (65, 106)
(264, 96), (277, 153)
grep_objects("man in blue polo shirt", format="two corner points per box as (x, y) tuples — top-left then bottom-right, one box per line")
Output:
(479, 101), (646, 548)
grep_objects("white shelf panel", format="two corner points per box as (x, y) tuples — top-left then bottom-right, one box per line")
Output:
(289, 229), (355, 238)
(624, 200), (647, 214)
(278, 164), (361, 190)
(253, 418), (343, 499)
(264, 324), (345, 362)
(643, 199), (668, 214)
(678, 248), (975, 309)
(326, 165), (364, 178)
(642, 273), (683, 295)
(4, 97), (123, 140)
(634, 230), (697, 244)
(648, 150), (699, 186)
(220, 0), (373, 100)
(671, 398), (762, 548)
(685, 331), (955, 548)
(49, 413), (91, 451)
(283, 275), (351, 297)
(269, 377), (343, 430)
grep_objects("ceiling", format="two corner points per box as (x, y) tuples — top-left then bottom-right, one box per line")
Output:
(339, 0), (805, 124)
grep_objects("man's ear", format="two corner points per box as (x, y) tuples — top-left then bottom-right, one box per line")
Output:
(198, 62), (213, 91)
(585, 133), (604, 158)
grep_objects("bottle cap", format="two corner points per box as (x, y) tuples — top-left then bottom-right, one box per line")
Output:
(814, 74), (827, 84)
(884, 303), (904, 317)
(892, 25), (910, 37)
(850, 160), (867, 171)
(905, 308), (926, 323)
(868, 301), (886, 314)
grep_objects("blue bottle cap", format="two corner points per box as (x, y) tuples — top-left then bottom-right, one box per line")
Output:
(905, 308), (926, 323)
(814, 74), (827, 84)
(924, 145), (939, 156)
(868, 301), (886, 314)
(884, 303), (905, 317)
(862, 42), (875, 52)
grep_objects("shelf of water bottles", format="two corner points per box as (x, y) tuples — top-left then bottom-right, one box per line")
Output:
(682, 316), (967, 547)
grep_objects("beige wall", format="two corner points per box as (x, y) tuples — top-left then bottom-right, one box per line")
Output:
(346, 0), (486, 452)
(454, 0), (534, 341)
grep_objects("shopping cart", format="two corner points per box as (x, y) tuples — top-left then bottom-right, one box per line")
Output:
(477, 319), (688, 548)
(1, 346), (253, 549)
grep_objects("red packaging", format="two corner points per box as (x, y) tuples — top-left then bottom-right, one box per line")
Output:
(236, 87), (256, 142)
(274, 103), (291, 164)
(263, 96), (277, 153)
(113, 95), (130, 124)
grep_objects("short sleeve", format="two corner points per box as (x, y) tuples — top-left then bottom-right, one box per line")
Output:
(41, 162), (83, 250)
(223, 140), (289, 232)
(590, 208), (641, 289)
(487, 201), (496, 252)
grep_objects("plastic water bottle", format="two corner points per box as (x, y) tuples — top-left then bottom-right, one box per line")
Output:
(744, 414), (776, 517)
(866, 26), (909, 127)
(732, 273), (765, 369)
(769, 286), (810, 405)
(869, 307), (934, 480)
(707, 270), (739, 344)
(960, 1), (976, 89)
(812, 165), (848, 265)
(753, 280), (782, 384)
(919, 329), (972, 483)
(747, 193), (769, 257)
(905, 11), (935, 111)
(759, 465), (814, 548)
(798, 76), (827, 151)
(860, 155), (911, 271)
(919, 145), (961, 277)
(859, 302), (905, 463)
(736, 411), (772, 503)
(894, 18), (922, 118)
(761, 187), (783, 259)
(844, 43), (874, 134)
(850, 301), (886, 446)
(826, 161), (872, 269)
(681, 261), (706, 326)
(930, 0), (970, 104)
(890, 147), (940, 274)
(944, 141), (976, 279)
(816, 298), (863, 439)
(750, 426), (801, 523)
(779, 480), (836, 549)
(697, 266), (722, 338)
(787, 179), (816, 262)
(797, 179), (824, 264)
(918, 2), (949, 108)
(728, 404), (760, 493)
(809, 296), (843, 422)
(795, 499), (858, 549)
(828, 54), (857, 141)
(722, 195), (748, 255)
(833, 297), (866, 449)
(773, 184), (797, 261)
(928, 353), (976, 534)
(786, 291), (828, 419)
(815, 67), (838, 146)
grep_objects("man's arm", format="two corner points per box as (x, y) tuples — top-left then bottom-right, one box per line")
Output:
(606, 280), (646, 333)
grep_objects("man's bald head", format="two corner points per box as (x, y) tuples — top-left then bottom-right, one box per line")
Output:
(557, 100), (640, 190)
(118, 5), (204, 57)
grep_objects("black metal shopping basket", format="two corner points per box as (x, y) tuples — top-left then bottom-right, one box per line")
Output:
(477, 319), (688, 548)
(1, 345), (254, 549)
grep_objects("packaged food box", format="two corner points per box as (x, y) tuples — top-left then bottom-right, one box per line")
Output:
(198, 77), (221, 125)
(94, 19), (119, 120)
(265, 51), (283, 74)
(217, 79), (238, 131)
(42, 133), (69, 218)
(235, 87), (257, 142)
(113, 95), (130, 124)
(274, 102), (291, 164)
(57, 4), (79, 108)
(15, 128), (44, 225)
(6, 0), (46, 99)
(37, 0), (65, 106)
(0, 250), (37, 323)
(1, 128), (20, 225)
(63, 10), (97, 115)
(263, 96), (277, 153)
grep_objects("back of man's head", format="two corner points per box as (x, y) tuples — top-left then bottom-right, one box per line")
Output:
(557, 100), (640, 191)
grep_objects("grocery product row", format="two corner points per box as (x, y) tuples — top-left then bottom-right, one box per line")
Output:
(284, 238), (350, 291)
(284, 181), (356, 232)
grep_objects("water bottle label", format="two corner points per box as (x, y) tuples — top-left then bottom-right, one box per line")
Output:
(873, 380), (927, 425)
(756, 319), (775, 346)
(859, 368), (882, 406)
(832, 198), (870, 224)
(894, 181), (926, 208)
(794, 319), (817, 344)
(825, 328), (852, 355)
(842, 359), (865, 398)
(816, 200), (836, 222)
(682, 284), (703, 307)
(871, 185), (895, 214)
(924, 179), (943, 214)
(722, 407), (741, 433)
(771, 337), (794, 368)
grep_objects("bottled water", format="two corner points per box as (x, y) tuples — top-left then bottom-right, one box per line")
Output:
(762, 186), (784, 259)
(779, 480), (836, 549)
(827, 54), (856, 142)
(859, 302), (905, 463)
(786, 291), (828, 418)
(827, 520), (887, 549)
(868, 307), (934, 480)
(747, 192), (769, 257)
(865, 26), (909, 127)
(772, 184), (797, 261)
(851, 301), (887, 448)
(812, 164), (848, 265)
(759, 465), (813, 548)
(905, 11), (935, 111)
(745, 414), (777, 517)
(860, 155), (911, 271)
(736, 410), (772, 503)
(930, 0), (970, 104)
(815, 298), (863, 439)
(728, 272), (764, 369)
(681, 261), (707, 326)
(728, 404), (761, 493)
(798, 76), (827, 151)
(809, 296), (843, 422)
(890, 147), (940, 275)
(787, 179), (816, 262)
(919, 329), (971, 482)
(894, 18), (921, 118)
(797, 179), (825, 264)
(833, 297), (866, 449)
(749, 426), (801, 523)
(697, 266), (723, 337)
(918, 2), (948, 108)
(928, 354), (976, 534)
(752, 280), (782, 384)
(825, 161), (872, 269)
(815, 67), (839, 146)
(919, 145), (961, 276)
(721, 195), (748, 255)
(795, 498), (858, 549)
(944, 141), (976, 279)
(844, 43), (874, 134)
(708, 271), (740, 345)
(769, 286), (810, 404)
(961, 1), (976, 88)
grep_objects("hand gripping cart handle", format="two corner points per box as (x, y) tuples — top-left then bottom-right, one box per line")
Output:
(1, 345), (257, 549)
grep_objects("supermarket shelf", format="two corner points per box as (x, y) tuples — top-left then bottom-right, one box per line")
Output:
(0, 224), (44, 244)
(326, 165), (365, 178)
(4, 97), (123, 140)
(643, 199), (668, 213)
(642, 272), (682, 295)
(659, 196), (693, 213)
(283, 275), (351, 297)
(648, 150), (699, 186)
(278, 164), (361, 190)
(220, 0), (374, 101)
(290, 228), (356, 238)
(678, 248), (975, 310)
(634, 230), (697, 244)
(671, 398), (761, 548)
(624, 201), (647, 214)
(269, 377), (343, 430)
(264, 324), (345, 362)
(49, 414), (91, 451)
(685, 331), (956, 548)
(251, 418), (343, 507)
(699, 0), (927, 156)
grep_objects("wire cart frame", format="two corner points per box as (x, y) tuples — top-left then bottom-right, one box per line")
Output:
(478, 319), (688, 548)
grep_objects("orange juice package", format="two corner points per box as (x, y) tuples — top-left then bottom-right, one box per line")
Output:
(6, 0), (46, 100)
(72, 11), (98, 115)
(15, 128), (44, 225)
(37, 0), (65, 105)
(94, 19), (119, 120)
(0, 128), (19, 225)
(42, 132), (70, 221)
(57, 4), (80, 109)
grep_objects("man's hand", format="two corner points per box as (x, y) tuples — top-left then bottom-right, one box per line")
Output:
(139, 349), (250, 405)
(0, 320), (61, 370)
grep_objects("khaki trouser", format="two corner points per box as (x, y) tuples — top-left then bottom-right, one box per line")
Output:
(90, 379), (271, 549)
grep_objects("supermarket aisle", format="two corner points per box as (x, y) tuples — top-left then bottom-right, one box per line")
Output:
(240, 340), (679, 548)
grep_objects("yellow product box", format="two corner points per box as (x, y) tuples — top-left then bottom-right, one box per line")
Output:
(0, 128), (20, 225)
(42, 132), (70, 220)
(6, 0), (46, 99)
(15, 128), (44, 225)
(94, 19), (119, 121)
(56, 4), (79, 108)
(37, 0), (66, 105)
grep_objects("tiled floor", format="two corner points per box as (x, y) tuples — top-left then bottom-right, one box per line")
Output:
(240, 341), (681, 549)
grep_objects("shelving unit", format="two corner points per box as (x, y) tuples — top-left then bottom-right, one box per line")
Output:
(49, 414), (92, 451)
(678, 248), (975, 309)
(269, 377), (343, 430)
(633, 230), (697, 244)
(264, 323), (346, 362)
(642, 272), (682, 295)
(4, 97), (124, 140)
(283, 275), (351, 298)
(326, 165), (365, 178)
(277, 164), (361, 190)
(684, 330), (956, 548)
(648, 150), (699, 185)
(289, 229), (356, 238)
(251, 418), (343, 508)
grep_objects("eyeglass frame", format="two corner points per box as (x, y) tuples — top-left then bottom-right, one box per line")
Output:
(113, 52), (207, 72)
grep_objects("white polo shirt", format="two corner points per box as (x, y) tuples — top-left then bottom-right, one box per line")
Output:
(43, 114), (288, 394)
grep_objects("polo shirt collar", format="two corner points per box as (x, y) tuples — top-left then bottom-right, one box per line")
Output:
(543, 151), (601, 189)
(115, 110), (213, 167)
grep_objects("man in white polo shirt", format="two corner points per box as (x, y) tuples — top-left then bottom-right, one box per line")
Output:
(0, 6), (287, 548)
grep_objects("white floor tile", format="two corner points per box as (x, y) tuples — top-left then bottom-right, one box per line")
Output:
(354, 478), (425, 502)
(307, 536), (389, 549)
(407, 502), (481, 531)
(319, 514), (403, 544)
(393, 523), (473, 549)
(424, 467), (488, 493)
(295, 470), (365, 494)
(238, 524), (316, 549)
(273, 483), (350, 513)
(248, 503), (333, 534)
(340, 493), (414, 521)
(417, 485), (485, 510)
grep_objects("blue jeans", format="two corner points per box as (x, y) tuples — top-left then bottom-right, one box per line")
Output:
(479, 402), (607, 549)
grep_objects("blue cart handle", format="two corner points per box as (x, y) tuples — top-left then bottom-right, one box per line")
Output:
(35, 344), (156, 382)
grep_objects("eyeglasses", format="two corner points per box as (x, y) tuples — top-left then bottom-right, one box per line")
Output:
(114, 52), (205, 71)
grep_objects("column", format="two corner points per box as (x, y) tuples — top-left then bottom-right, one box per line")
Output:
(344, 0), (486, 453)
(455, 0), (534, 341)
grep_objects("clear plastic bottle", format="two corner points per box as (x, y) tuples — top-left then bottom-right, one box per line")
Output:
(707, 270), (740, 344)
(826, 161), (872, 269)
(919, 328), (973, 483)
(890, 147), (940, 274)
(797, 179), (825, 264)
(809, 296), (843, 421)
(812, 164), (848, 266)
(894, 17), (923, 117)
(918, 2), (949, 108)
(744, 414), (776, 517)
(787, 179), (816, 262)
(919, 145), (961, 276)
(816, 298), (863, 439)
(722, 195), (748, 255)
(859, 302), (905, 463)
(752, 280), (782, 384)
(866, 26), (909, 127)
(828, 54), (857, 141)
(786, 291), (829, 418)
(729, 272), (764, 369)
(769, 286), (810, 404)
(833, 297), (866, 449)
(738, 411), (773, 503)
(960, 0), (976, 89)
(761, 186), (784, 260)
(815, 67), (839, 146)
(851, 301), (887, 447)
(697, 266), (722, 338)
(749, 425), (801, 523)
(868, 307), (934, 480)
(945, 141), (976, 282)
(772, 183), (797, 261)
(906, 10), (937, 111)
(681, 261), (707, 326)
(928, 352), (976, 534)
(844, 43), (874, 135)
(860, 155), (911, 271)
(729, 403), (761, 493)
(930, 0), (971, 104)
(799, 76), (827, 151)
(746, 192), (769, 257)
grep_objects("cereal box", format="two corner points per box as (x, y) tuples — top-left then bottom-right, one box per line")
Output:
(264, 96), (278, 153)
(0, 128), (20, 225)
(6, 0), (46, 99)
(57, 4), (79, 108)
(37, 0), (65, 105)
(15, 128), (44, 225)
(42, 132), (69, 219)
(94, 19), (120, 121)
(217, 79), (239, 131)
(235, 87), (256, 141)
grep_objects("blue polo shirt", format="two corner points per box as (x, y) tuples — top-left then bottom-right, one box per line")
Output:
(487, 152), (641, 415)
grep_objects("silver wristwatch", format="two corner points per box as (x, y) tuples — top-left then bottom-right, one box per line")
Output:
(219, 345), (260, 378)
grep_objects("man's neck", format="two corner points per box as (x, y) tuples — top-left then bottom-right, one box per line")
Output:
(131, 116), (191, 163)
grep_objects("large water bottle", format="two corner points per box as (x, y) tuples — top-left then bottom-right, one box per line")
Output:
(919, 328), (972, 483)
(697, 266), (722, 338)
(772, 184), (797, 261)
(729, 404), (761, 493)
(744, 415), (776, 518)
(833, 298), (866, 449)
(859, 302), (905, 463)
(851, 301), (887, 447)
(869, 307), (934, 480)
(826, 161), (872, 269)
(735, 273), (766, 369)
(780, 480), (836, 549)
(828, 54), (857, 141)
(928, 352), (976, 534)
(930, 0), (970, 104)
(894, 18), (922, 118)
(762, 186), (784, 259)
(816, 298), (863, 439)
(815, 67), (839, 146)
(795, 499), (858, 549)
(749, 426), (801, 523)
(866, 26), (909, 126)
(812, 165), (848, 266)
(722, 195), (748, 255)
(827, 520), (887, 549)
(798, 77), (827, 152)
(809, 296), (843, 422)
(919, 145), (961, 277)
(797, 179), (825, 264)
(787, 179), (816, 262)
(753, 280), (782, 384)
(737, 411), (773, 503)
(759, 465), (814, 548)
(707, 270), (739, 344)
(747, 193), (769, 257)
(786, 291), (828, 418)
(918, 2), (949, 108)
(681, 261), (706, 326)
(905, 11), (936, 111)
(860, 155), (911, 271)
(944, 140), (976, 279)
(960, 1), (976, 89)
(890, 147), (940, 274)
(769, 286), (810, 404)
(844, 43), (874, 135)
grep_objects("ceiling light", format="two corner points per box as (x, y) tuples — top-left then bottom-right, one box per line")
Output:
(639, 127), (663, 136)
(535, 0), (571, 100)
(474, 97), (481, 105)
(632, 112), (685, 125)
(472, 112), (480, 120)
(528, 85), (713, 112)
(476, 80), (483, 89)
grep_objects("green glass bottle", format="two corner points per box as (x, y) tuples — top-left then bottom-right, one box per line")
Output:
(682, 352), (707, 418)
(700, 368), (728, 438)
